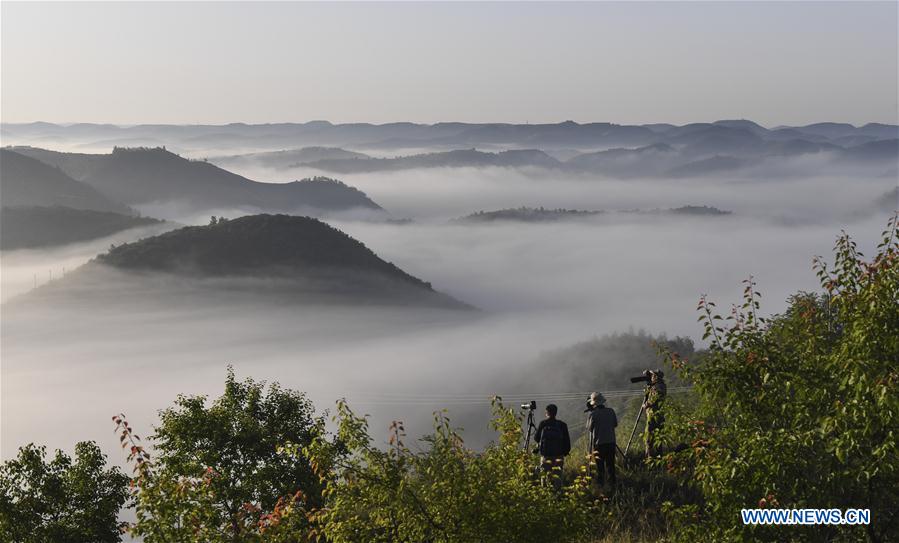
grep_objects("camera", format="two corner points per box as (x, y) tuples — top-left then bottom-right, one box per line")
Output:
(521, 400), (537, 410)
(583, 400), (595, 413)
(631, 369), (664, 383)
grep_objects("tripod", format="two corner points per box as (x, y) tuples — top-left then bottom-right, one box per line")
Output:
(523, 408), (538, 451)
(624, 403), (646, 456)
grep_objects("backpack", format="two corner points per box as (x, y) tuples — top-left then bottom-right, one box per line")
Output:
(539, 420), (565, 457)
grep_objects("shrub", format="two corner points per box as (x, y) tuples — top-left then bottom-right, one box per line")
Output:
(297, 399), (598, 543)
(658, 215), (899, 542)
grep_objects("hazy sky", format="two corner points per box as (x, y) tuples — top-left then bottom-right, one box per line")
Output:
(1, 1), (897, 126)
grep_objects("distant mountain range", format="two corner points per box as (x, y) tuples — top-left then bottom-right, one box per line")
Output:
(5, 147), (383, 217)
(299, 149), (561, 174)
(3, 119), (895, 153)
(4, 120), (895, 180)
(453, 205), (731, 223)
(162, 123), (897, 179)
(298, 137), (896, 178)
(1, 206), (164, 250)
(38, 214), (469, 308)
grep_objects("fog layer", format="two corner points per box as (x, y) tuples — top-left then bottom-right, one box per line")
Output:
(2, 136), (896, 461)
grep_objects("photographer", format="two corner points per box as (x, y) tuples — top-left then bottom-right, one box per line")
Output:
(642, 370), (667, 458)
(534, 404), (571, 491)
(586, 392), (618, 488)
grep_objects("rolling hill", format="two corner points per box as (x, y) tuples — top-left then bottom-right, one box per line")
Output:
(453, 205), (731, 223)
(0, 206), (164, 250)
(44, 214), (470, 308)
(455, 207), (601, 223)
(0, 149), (130, 213)
(7, 147), (383, 216)
(211, 147), (371, 170)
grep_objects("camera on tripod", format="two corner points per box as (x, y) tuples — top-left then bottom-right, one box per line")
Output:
(521, 400), (537, 410)
(630, 369), (663, 384)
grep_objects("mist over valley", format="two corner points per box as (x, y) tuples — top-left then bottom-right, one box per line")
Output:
(2, 119), (896, 461)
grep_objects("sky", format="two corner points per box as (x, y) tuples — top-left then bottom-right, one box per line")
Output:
(1, 1), (897, 126)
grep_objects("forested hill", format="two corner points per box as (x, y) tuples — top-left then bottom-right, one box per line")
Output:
(98, 214), (410, 277)
(0, 149), (130, 214)
(0, 206), (163, 250)
(87, 214), (471, 308)
(7, 146), (383, 215)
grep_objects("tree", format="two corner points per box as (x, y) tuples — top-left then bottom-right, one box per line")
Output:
(123, 368), (325, 542)
(0, 441), (129, 543)
(658, 214), (899, 542)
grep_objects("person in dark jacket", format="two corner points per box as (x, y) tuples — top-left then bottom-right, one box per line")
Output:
(534, 404), (571, 491)
(586, 392), (618, 488)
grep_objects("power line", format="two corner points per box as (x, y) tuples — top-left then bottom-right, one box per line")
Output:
(346, 387), (692, 406)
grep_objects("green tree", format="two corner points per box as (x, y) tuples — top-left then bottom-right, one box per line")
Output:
(0, 441), (129, 543)
(122, 367), (325, 542)
(659, 215), (899, 542)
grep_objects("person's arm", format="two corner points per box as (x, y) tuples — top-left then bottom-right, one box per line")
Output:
(611, 408), (618, 428)
(562, 422), (571, 455)
(534, 420), (545, 443)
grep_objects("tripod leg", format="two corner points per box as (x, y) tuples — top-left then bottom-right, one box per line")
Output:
(624, 406), (645, 456)
(523, 412), (536, 451)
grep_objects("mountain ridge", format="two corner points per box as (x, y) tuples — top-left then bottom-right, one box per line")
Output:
(6, 146), (384, 216)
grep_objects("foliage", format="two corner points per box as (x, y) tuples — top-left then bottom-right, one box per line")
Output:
(0, 441), (129, 543)
(116, 368), (325, 542)
(657, 214), (899, 542)
(297, 398), (598, 543)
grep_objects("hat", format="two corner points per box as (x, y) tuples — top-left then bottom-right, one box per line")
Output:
(590, 392), (606, 406)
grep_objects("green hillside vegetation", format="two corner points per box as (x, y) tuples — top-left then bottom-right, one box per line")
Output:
(1, 206), (163, 250)
(0, 149), (130, 214)
(3, 216), (896, 542)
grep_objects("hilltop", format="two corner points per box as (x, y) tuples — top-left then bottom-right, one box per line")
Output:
(453, 205), (731, 223)
(0, 149), (130, 214)
(455, 207), (601, 223)
(56, 214), (470, 308)
(7, 147), (383, 217)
